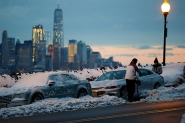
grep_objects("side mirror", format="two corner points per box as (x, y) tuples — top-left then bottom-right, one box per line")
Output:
(48, 80), (55, 86)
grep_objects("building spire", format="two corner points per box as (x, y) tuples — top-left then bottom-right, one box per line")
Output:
(58, 0), (60, 9)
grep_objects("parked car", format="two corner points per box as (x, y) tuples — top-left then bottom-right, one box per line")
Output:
(0, 72), (92, 107)
(90, 68), (164, 100)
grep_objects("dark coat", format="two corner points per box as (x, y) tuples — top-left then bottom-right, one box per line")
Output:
(152, 64), (162, 75)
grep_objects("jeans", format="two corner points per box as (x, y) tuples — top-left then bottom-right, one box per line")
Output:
(126, 79), (135, 102)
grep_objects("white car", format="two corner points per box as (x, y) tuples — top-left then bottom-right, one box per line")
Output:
(90, 68), (164, 100)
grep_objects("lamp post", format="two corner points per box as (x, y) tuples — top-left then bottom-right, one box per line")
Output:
(161, 0), (170, 66)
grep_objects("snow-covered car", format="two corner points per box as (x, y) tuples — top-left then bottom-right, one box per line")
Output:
(90, 68), (164, 99)
(0, 72), (92, 107)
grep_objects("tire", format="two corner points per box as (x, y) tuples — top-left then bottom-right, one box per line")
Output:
(77, 89), (87, 98)
(31, 93), (43, 103)
(120, 87), (128, 100)
(154, 83), (161, 89)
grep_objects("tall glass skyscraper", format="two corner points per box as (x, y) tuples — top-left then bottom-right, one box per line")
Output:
(53, 3), (64, 47)
(53, 2), (63, 70)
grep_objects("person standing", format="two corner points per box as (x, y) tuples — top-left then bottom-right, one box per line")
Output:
(125, 58), (139, 102)
(152, 58), (162, 75)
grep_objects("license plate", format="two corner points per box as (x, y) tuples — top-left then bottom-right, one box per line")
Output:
(0, 103), (7, 108)
(92, 92), (97, 97)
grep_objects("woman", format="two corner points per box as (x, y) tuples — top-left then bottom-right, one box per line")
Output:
(125, 58), (139, 102)
(152, 58), (162, 75)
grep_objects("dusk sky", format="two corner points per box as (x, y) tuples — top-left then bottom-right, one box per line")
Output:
(0, 0), (185, 65)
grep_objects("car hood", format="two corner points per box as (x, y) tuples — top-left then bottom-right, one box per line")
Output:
(90, 79), (126, 88)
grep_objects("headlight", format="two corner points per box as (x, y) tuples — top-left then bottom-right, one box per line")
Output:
(14, 93), (25, 98)
(105, 86), (119, 89)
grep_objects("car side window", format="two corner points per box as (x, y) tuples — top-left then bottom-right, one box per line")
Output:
(60, 74), (78, 82)
(48, 74), (61, 85)
(139, 69), (153, 76)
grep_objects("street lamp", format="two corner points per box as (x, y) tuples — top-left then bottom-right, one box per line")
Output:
(161, 0), (170, 66)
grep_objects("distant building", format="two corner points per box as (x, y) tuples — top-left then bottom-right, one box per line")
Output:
(1, 30), (9, 69)
(8, 38), (15, 66)
(53, 45), (61, 70)
(53, 3), (63, 70)
(68, 40), (77, 63)
(61, 47), (68, 69)
(53, 3), (64, 47)
(37, 40), (46, 64)
(32, 25), (44, 66)
(45, 55), (53, 71)
(44, 31), (52, 54)
(48, 45), (54, 59)
(89, 52), (102, 68)
(16, 40), (32, 73)
(86, 45), (92, 68)
(77, 41), (87, 67)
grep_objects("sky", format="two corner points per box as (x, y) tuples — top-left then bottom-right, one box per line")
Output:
(0, 0), (185, 65)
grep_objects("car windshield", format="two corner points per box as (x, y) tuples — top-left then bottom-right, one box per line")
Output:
(96, 70), (126, 81)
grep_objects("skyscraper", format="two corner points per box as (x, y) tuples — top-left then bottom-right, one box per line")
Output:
(32, 25), (44, 66)
(1, 30), (9, 68)
(68, 40), (77, 63)
(8, 38), (15, 66)
(77, 41), (87, 64)
(44, 31), (51, 54)
(53, 2), (63, 70)
(53, 2), (64, 47)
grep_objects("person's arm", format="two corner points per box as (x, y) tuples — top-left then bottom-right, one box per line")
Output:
(157, 66), (162, 74)
(136, 71), (139, 80)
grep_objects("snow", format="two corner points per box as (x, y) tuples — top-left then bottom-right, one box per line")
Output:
(0, 63), (185, 120)
(0, 95), (124, 119)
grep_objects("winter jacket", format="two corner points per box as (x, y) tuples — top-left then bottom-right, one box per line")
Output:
(152, 64), (162, 75)
(125, 65), (139, 80)
(183, 66), (185, 75)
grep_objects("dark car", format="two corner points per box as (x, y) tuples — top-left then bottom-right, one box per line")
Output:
(0, 72), (92, 107)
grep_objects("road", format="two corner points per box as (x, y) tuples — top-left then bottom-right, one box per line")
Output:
(1, 100), (185, 123)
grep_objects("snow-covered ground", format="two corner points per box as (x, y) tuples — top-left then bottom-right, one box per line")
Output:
(0, 63), (185, 120)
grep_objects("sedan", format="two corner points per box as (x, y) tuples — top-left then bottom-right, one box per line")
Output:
(90, 68), (164, 100)
(0, 72), (92, 107)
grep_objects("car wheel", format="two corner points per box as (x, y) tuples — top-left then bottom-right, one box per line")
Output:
(120, 87), (128, 100)
(78, 89), (87, 98)
(154, 83), (161, 89)
(32, 93), (43, 103)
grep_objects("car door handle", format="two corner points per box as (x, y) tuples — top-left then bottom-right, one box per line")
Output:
(150, 77), (153, 79)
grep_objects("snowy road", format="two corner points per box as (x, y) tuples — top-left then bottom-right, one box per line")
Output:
(1, 99), (185, 123)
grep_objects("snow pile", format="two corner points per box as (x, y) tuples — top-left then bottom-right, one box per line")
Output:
(161, 63), (185, 86)
(0, 95), (124, 119)
(140, 83), (185, 102)
(0, 75), (16, 87)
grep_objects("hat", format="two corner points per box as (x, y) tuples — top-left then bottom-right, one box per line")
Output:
(154, 58), (158, 63)
(132, 58), (138, 63)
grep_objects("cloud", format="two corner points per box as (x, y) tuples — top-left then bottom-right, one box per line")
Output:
(115, 54), (138, 57)
(148, 53), (162, 57)
(138, 45), (151, 49)
(157, 47), (173, 50)
(166, 53), (175, 56)
(176, 45), (185, 49)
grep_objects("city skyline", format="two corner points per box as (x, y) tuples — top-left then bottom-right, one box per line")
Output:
(0, 0), (185, 65)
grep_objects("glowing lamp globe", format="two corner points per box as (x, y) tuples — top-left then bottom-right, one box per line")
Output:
(161, 1), (170, 15)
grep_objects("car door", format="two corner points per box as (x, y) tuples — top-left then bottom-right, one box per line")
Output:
(42, 74), (64, 98)
(60, 74), (79, 97)
(48, 74), (66, 98)
(138, 69), (155, 91)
